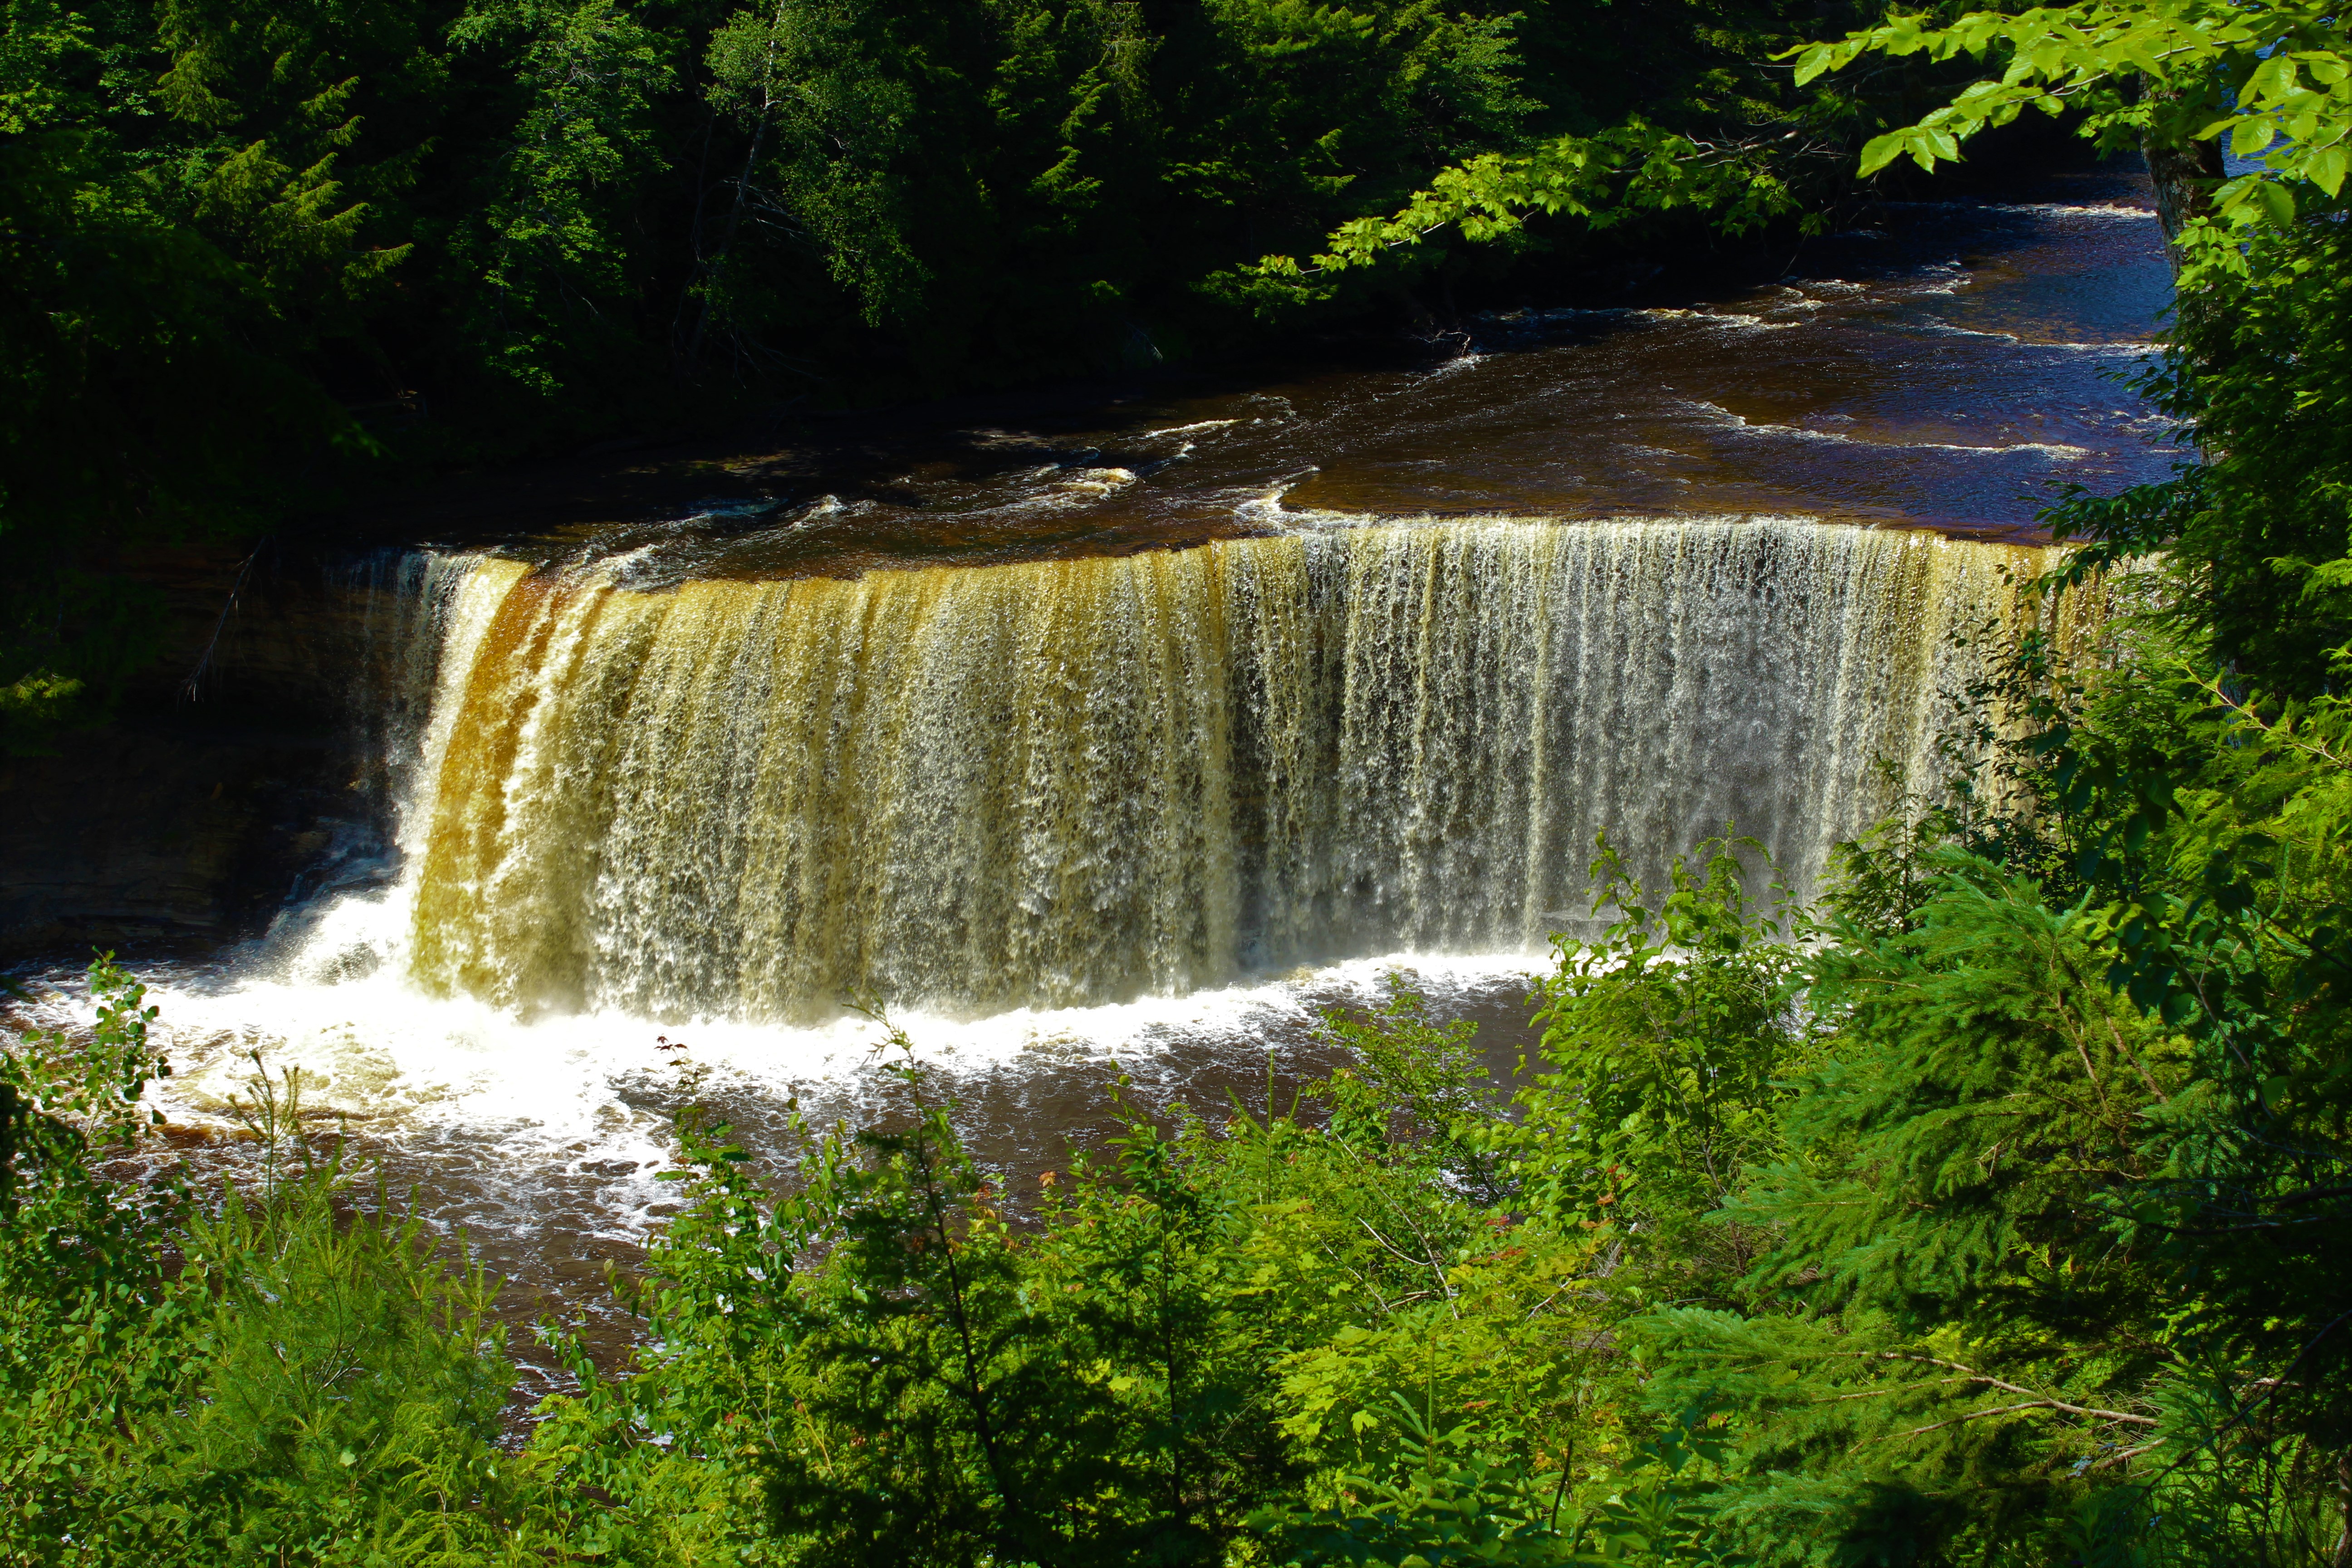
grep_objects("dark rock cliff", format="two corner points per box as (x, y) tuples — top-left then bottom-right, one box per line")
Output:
(0, 543), (384, 959)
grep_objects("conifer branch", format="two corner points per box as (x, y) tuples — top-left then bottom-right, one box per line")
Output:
(1860, 1396), (2156, 1451)
(1857, 1353), (2158, 1426)
(2088, 1439), (2163, 1470)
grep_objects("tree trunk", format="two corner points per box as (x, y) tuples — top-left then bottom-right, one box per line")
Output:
(2333, 1449), (2352, 1568)
(2144, 133), (2225, 269)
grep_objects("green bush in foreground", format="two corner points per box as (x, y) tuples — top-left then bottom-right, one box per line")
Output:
(1, 968), (522, 1565)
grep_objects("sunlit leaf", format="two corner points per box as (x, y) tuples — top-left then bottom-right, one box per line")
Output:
(2308, 142), (2349, 195)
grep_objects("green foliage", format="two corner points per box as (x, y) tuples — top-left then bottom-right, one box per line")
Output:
(529, 1038), (1297, 1566)
(1627, 861), (2177, 1558)
(2047, 214), (2352, 694)
(1788, 0), (2351, 225)
(165, 1092), (520, 1565)
(517, 997), (1626, 1566)
(1606, 545), (2348, 1563)
(1498, 836), (1816, 1292)
(702, 0), (924, 327)
(0, 0), (402, 749)
(5, 0), (1901, 745)
(1, 963), (529, 1565)
(1243, 0), (1932, 297)
(1255, 1402), (1754, 1567)
(1240, 116), (1809, 304)
(0, 956), (181, 1554)
(446, 0), (675, 395)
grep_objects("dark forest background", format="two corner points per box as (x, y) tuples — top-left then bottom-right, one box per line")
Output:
(1, 0), (1948, 748)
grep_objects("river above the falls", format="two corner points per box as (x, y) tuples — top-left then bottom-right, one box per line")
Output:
(7, 161), (2175, 1407)
(478, 161), (2173, 591)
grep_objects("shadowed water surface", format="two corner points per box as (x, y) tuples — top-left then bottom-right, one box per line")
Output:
(495, 165), (2174, 589)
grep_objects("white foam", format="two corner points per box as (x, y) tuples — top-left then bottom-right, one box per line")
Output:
(1909, 319), (2158, 355)
(1054, 466), (1137, 495)
(676, 498), (784, 529)
(1269, 506), (1833, 536)
(1909, 319), (2023, 343)
(1878, 200), (2157, 223)
(1142, 419), (1240, 439)
(1233, 468), (1323, 524)
(1995, 201), (2158, 222)
(1682, 400), (2089, 460)
(1916, 440), (2090, 458)
(1895, 261), (1972, 297)
(938, 463), (1147, 522)
(31, 931), (1542, 1234)
(1640, 308), (1803, 331)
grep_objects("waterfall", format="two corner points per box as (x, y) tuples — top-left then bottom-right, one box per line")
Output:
(344, 548), (491, 828)
(387, 516), (2052, 1022)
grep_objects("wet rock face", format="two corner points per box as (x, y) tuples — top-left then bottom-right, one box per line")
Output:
(0, 727), (353, 954)
(0, 543), (383, 959)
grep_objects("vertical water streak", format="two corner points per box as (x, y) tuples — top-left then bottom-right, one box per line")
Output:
(336, 549), (485, 839)
(392, 518), (2052, 1021)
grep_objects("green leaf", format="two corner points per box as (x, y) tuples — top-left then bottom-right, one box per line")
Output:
(1858, 131), (1912, 176)
(2249, 54), (2298, 103)
(2308, 143), (2348, 196)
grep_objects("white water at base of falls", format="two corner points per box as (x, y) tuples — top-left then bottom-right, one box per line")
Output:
(54, 931), (1545, 1251)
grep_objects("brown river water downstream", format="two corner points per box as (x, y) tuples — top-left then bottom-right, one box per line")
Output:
(8, 162), (2174, 1407)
